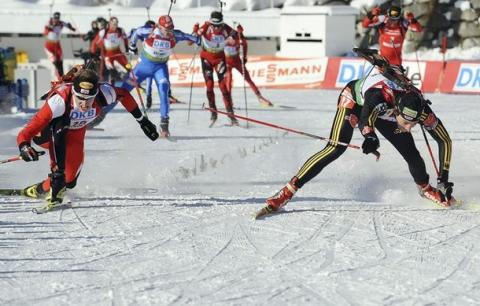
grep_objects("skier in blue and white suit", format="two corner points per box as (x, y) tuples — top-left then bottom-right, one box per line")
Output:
(124, 15), (199, 137)
(128, 20), (155, 110)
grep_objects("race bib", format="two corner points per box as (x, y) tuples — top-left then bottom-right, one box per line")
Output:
(69, 108), (97, 129)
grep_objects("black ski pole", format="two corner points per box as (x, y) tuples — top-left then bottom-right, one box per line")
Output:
(168, 0), (176, 16)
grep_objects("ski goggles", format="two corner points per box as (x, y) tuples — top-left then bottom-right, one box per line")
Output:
(72, 87), (98, 101)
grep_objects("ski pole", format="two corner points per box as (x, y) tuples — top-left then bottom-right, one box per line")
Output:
(129, 66), (149, 118)
(1, 151), (46, 165)
(146, 6), (151, 20)
(187, 47), (199, 124)
(420, 125), (440, 177)
(218, 0), (226, 12)
(236, 22), (249, 128)
(168, 0), (176, 16)
(204, 107), (361, 149)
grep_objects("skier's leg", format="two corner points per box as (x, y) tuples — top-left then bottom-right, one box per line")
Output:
(201, 58), (217, 122)
(376, 119), (429, 185)
(266, 106), (356, 210)
(216, 59), (237, 125)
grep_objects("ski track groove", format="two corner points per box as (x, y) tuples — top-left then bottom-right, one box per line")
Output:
(271, 214), (334, 260)
(373, 212), (389, 260)
(421, 244), (473, 294)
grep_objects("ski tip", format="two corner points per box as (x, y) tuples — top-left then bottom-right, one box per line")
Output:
(253, 206), (274, 220)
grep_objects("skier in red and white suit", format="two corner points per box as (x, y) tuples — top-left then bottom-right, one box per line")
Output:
(92, 16), (130, 83)
(362, 5), (423, 66)
(43, 11), (76, 79)
(225, 23), (273, 107)
(193, 11), (238, 125)
(17, 68), (158, 209)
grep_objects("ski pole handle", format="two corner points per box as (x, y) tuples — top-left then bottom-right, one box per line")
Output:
(0, 151), (46, 165)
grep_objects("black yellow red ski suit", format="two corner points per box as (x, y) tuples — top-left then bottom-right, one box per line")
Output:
(291, 70), (452, 189)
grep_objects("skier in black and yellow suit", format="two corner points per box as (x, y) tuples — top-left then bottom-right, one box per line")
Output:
(264, 67), (454, 212)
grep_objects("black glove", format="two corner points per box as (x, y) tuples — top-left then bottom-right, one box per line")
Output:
(437, 179), (454, 202)
(128, 45), (138, 55)
(19, 142), (39, 162)
(362, 132), (380, 155)
(48, 170), (66, 200)
(139, 117), (159, 141)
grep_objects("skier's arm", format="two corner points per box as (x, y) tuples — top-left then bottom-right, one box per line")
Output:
(43, 22), (52, 35)
(237, 24), (248, 60)
(421, 105), (452, 182)
(129, 26), (151, 51)
(17, 95), (63, 146)
(358, 88), (387, 135)
(358, 88), (388, 155)
(65, 22), (76, 32)
(362, 7), (385, 28)
(405, 12), (423, 32)
(173, 29), (199, 44)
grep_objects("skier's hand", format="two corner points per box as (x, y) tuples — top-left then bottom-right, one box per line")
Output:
(192, 22), (200, 34)
(128, 45), (138, 55)
(362, 132), (380, 155)
(236, 23), (244, 34)
(371, 7), (381, 16)
(405, 11), (416, 23)
(138, 117), (159, 141)
(437, 179), (454, 202)
(19, 142), (40, 162)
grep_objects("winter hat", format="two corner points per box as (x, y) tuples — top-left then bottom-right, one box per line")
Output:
(158, 15), (174, 30)
(210, 11), (223, 25)
(72, 69), (99, 99)
(396, 91), (424, 122)
(387, 6), (402, 20)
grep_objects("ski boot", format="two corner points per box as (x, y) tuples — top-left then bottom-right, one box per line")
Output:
(257, 94), (273, 107)
(146, 95), (152, 109)
(160, 117), (170, 138)
(417, 183), (453, 207)
(22, 182), (47, 199)
(266, 177), (299, 211)
(33, 187), (67, 213)
(209, 111), (218, 128)
(227, 112), (239, 126)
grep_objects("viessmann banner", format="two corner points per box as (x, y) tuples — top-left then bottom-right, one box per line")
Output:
(168, 55), (480, 94)
(168, 56), (328, 89)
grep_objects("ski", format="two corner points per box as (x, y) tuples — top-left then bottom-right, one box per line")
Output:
(32, 203), (71, 214)
(169, 96), (185, 104)
(0, 188), (24, 196)
(253, 205), (276, 220)
(209, 119), (217, 128)
(160, 135), (177, 142)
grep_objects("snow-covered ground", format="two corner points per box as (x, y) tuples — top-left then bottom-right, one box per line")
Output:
(1, 87), (480, 305)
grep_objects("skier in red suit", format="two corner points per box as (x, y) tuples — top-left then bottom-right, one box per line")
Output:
(362, 5), (423, 66)
(17, 68), (158, 211)
(225, 23), (273, 107)
(92, 16), (130, 83)
(193, 11), (238, 126)
(43, 11), (76, 79)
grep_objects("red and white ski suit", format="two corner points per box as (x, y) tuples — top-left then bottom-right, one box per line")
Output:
(224, 28), (261, 96)
(195, 22), (237, 113)
(362, 13), (423, 66)
(17, 83), (140, 192)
